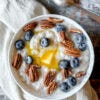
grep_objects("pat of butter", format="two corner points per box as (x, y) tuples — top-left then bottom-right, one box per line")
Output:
(41, 52), (54, 65)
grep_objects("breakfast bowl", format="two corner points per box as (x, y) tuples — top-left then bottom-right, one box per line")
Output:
(8, 14), (94, 100)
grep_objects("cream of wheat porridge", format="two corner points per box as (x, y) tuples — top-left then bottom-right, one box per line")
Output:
(12, 17), (90, 96)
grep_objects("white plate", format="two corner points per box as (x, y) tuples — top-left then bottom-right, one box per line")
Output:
(8, 14), (94, 100)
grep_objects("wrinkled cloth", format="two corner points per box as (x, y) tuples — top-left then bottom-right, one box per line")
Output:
(0, 0), (98, 100)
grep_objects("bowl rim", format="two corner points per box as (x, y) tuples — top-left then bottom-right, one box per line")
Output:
(8, 14), (94, 100)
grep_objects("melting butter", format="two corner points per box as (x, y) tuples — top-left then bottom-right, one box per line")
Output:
(25, 42), (60, 70)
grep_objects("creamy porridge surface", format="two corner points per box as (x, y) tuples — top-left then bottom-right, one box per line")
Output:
(12, 17), (90, 96)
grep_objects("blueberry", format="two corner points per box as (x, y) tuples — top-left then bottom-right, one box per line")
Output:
(78, 42), (87, 51)
(60, 82), (70, 92)
(25, 56), (33, 64)
(40, 37), (50, 47)
(15, 39), (25, 50)
(59, 59), (69, 69)
(68, 76), (77, 86)
(70, 58), (80, 68)
(24, 30), (33, 41)
(55, 24), (66, 32)
(74, 34), (86, 44)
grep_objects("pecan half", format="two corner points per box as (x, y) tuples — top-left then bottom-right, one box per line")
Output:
(43, 71), (57, 87)
(62, 69), (72, 79)
(25, 65), (41, 82)
(69, 28), (82, 33)
(65, 48), (81, 57)
(59, 31), (74, 48)
(12, 53), (22, 70)
(59, 29), (81, 57)
(60, 40), (74, 49)
(48, 17), (64, 23)
(47, 81), (58, 94)
(29, 66), (40, 82)
(23, 22), (38, 32)
(59, 31), (67, 40)
(40, 20), (55, 29)
(75, 71), (86, 78)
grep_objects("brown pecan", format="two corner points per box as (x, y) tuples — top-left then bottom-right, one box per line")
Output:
(60, 40), (74, 49)
(59, 31), (67, 40)
(65, 48), (81, 57)
(59, 31), (74, 48)
(23, 22), (38, 32)
(29, 65), (40, 82)
(75, 71), (86, 78)
(69, 28), (82, 33)
(12, 53), (22, 70)
(47, 81), (58, 94)
(48, 17), (64, 23)
(59, 28), (81, 57)
(43, 71), (57, 87)
(40, 20), (55, 29)
(25, 65), (41, 82)
(62, 69), (72, 79)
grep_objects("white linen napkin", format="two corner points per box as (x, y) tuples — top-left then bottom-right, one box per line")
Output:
(0, 0), (98, 100)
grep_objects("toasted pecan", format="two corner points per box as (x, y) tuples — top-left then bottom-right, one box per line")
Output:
(43, 71), (57, 87)
(29, 66), (40, 82)
(75, 71), (86, 78)
(23, 22), (38, 32)
(59, 29), (81, 57)
(59, 31), (67, 40)
(25, 65), (41, 82)
(47, 81), (58, 94)
(12, 53), (22, 70)
(69, 28), (82, 33)
(59, 31), (74, 48)
(65, 48), (81, 57)
(62, 69), (72, 79)
(48, 17), (64, 23)
(40, 20), (55, 29)
(60, 40), (74, 49)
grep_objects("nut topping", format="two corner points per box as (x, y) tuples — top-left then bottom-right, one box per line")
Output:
(62, 69), (72, 79)
(59, 31), (81, 57)
(47, 81), (58, 94)
(23, 22), (38, 32)
(40, 20), (55, 29)
(25, 65), (41, 82)
(65, 48), (81, 57)
(43, 71), (57, 87)
(75, 71), (86, 78)
(12, 53), (22, 70)
(48, 17), (64, 23)
(59, 31), (67, 40)
(59, 31), (74, 48)
(69, 28), (82, 33)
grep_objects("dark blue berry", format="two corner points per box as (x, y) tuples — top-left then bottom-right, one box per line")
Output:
(24, 30), (33, 41)
(15, 39), (25, 50)
(68, 76), (77, 86)
(60, 82), (70, 92)
(78, 42), (87, 51)
(40, 37), (49, 47)
(25, 56), (33, 64)
(55, 24), (66, 32)
(74, 34), (86, 44)
(59, 59), (69, 69)
(70, 58), (80, 68)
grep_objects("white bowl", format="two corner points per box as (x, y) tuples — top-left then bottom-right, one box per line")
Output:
(8, 14), (94, 100)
